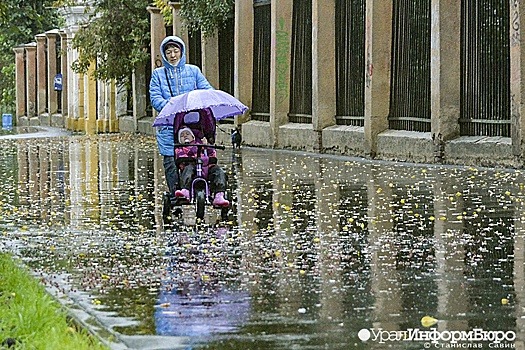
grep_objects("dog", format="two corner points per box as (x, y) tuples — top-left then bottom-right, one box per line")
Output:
(231, 127), (242, 149)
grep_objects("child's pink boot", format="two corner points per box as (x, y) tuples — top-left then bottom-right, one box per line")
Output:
(174, 189), (190, 201)
(213, 192), (229, 207)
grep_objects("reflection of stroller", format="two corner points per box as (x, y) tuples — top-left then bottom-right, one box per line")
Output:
(162, 108), (230, 225)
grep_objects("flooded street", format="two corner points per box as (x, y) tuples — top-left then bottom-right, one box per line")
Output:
(0, 130), (524, 349)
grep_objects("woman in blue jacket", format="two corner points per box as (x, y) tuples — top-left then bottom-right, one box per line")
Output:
(149, 35), (213, 196)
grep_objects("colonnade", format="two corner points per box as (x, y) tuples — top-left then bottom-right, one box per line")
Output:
(13, 6), (121, 134)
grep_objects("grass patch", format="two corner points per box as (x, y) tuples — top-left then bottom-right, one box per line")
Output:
(0, 253), (108, 349)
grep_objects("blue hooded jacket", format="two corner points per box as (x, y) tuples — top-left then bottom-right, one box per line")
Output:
(150, 36), (213, 156)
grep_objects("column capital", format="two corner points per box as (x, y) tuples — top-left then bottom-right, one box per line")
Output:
(146, 5), (161, 14)
(25, 43), (37, 51)
(35, 34), (47, 42)
(13, 46), (25, 55)
(168, 1), (182, 10)
(45, 29), (60, 38)
(58, 30), (69, 40)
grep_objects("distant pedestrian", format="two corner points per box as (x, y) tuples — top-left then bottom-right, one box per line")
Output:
(231, 127), (242, 149)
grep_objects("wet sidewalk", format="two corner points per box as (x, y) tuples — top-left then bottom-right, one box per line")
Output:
(0, 129), (523, 349)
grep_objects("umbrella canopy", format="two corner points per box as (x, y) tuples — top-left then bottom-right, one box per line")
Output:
(152, 89), (249, 127)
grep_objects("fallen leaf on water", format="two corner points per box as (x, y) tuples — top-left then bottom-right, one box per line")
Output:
(421, 315), (438, 327)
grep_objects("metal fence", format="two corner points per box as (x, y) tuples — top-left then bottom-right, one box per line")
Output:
(335, 0), (366, 127)
(288, 0), (312, 124)
(251, 1), (271, 122)
(388, 0), (431, 132)
(460, 0), (510, 137)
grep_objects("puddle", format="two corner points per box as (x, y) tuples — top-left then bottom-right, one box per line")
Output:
(0, 132), (523, 349)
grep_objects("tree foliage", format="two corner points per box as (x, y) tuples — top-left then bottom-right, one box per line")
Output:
(152, 0), (173, 26)
(71, 0), (150, 83)
(154, 0), (234, 37)
(180, 0), (234, 36)
(0, 0), (61, 108)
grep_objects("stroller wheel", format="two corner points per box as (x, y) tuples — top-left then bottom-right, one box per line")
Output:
(162, 192), (172, 224)
(220, 207), (229, 221)
(195, 189), (206, 219)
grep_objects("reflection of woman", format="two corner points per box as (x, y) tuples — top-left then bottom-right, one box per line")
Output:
(155, 239), (250, 341)
(149, 35), (213, 197)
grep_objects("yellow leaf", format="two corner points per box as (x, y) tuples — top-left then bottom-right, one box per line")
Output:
(421, 315), (438, 327)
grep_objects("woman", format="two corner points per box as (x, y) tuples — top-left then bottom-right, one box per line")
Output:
(149, 35), (213, 196)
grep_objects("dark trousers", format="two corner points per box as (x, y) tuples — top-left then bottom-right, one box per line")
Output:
(180, 163), (228, 195)
(163, 156), (180, 195)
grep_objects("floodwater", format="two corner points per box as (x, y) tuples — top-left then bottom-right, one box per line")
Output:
(0, 129), (524, 349)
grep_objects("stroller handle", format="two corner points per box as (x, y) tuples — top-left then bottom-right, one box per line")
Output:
(174, 143), (226, 150)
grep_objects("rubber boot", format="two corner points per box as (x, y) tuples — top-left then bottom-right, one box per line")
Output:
(175, 188), (190, 201)
(213, 192), (229, 207)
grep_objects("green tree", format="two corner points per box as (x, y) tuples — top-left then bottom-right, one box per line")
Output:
(180, 0), (234, 36)
(71, 0), (150, 83)
(0, 0), (61, 109)
(153, 0), (234, 36)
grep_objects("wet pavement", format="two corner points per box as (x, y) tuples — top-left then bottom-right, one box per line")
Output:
(0, 127), (524, 349)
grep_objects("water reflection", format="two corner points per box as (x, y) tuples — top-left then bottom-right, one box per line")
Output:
(0, 134), (524, 349)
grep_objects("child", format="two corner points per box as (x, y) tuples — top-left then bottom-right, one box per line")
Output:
(174, 126), (229, 207)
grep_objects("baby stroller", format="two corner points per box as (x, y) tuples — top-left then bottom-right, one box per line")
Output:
(162, 108), (230, 225)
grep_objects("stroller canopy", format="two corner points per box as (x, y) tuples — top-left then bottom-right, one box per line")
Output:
(173, 108), (216, 143)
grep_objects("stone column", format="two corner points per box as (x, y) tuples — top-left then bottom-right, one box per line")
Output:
(76, 71), (84, 131)
(269, 0), (293, 146)
(13, 47), (26, 120)
(510, 1), (525, 159)
(312, 0), (336, 147)
(64, 26), (83, 130)
(169, 1), (189, 47)
(84, 62), (97, 134)
(147, 5), (166, 126)
(234, 0), (253, 125)
(108, 80), (118, 132)
(57, 5), (94, 129)
(364, 0), (392, 158)
(59, 31), (69, 119)
(201, 34), (219, 88)
(97, 80), (107, 132)
(46, 30), (59, 117)
(430, 0), (461, 157)
(35, 34), (47, 119)
(25, 43), (37, 121)
(133, 67), (147, 121)
(148, 6), (166, 71)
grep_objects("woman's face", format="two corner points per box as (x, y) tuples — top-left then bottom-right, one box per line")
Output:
(165, 45), (182, 66)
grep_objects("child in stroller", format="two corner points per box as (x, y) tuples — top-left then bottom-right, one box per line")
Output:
(172, 108), (229, 208)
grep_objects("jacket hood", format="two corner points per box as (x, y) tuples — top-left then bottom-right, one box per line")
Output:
(160, 36), (187, 68)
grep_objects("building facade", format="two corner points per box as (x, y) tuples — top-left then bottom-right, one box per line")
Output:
(12, 1), (525, 168)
